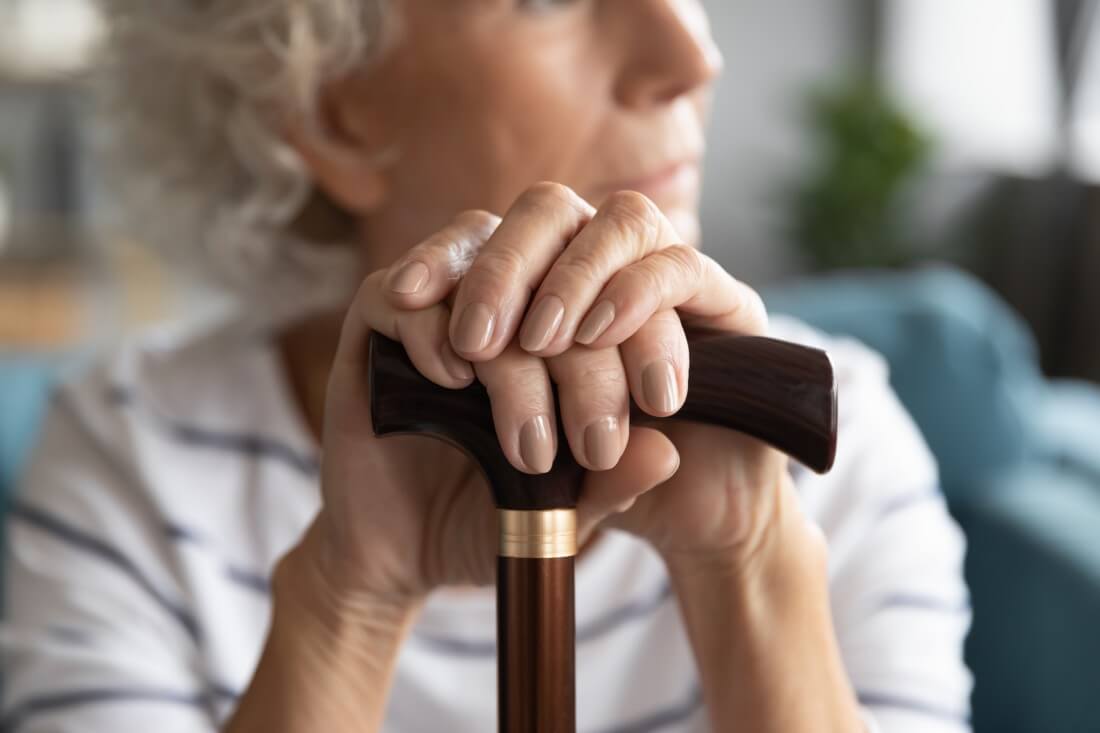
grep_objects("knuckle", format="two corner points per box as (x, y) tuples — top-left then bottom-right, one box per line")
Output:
(520, 181), (584, 214)
(510, 361), (550, 390)
(485, 362), (547, 403)
(601, 190), (660, 244)
(473, 245), (528, 282)
(616, 260), (665, 305)
(741, 286), (769, 327)
(632, 307), (687, 361)
(555, 248), (612, 284)
(648, 308), (686, 336)
(618, 257), (672, 311)
(663, 244), (706, 284)
(585, 394), (628, 417)
(577, 361), (628, 393)
(453, 208), (502, 237)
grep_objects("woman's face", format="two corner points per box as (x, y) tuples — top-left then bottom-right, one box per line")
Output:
(300, 0), (723, 270)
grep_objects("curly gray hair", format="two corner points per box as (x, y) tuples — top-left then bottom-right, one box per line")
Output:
(95, 0), (396, 323)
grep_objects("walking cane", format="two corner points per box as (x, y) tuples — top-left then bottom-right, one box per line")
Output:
(367, 324), (837, 733)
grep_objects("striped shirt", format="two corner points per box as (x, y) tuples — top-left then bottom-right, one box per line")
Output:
(1, 313), (973, 732)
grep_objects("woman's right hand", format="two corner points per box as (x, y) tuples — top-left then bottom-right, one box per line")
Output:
(299, 201), (683, 606)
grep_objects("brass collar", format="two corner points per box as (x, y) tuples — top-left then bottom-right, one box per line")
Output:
(498, 509), (578, 559)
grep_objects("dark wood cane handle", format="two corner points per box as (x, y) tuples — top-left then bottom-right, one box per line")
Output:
(368, 326), (837, 733)
(368, 325), (837, 511)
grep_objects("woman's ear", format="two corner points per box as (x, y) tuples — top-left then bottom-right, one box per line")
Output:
(282, 79), (398, 216)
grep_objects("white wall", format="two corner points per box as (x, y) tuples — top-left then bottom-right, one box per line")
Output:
(700, 0), (864, 284)
(884, 0), (1060, 177)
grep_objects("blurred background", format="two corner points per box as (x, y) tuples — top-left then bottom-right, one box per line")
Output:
(1, 1), (1099, 732)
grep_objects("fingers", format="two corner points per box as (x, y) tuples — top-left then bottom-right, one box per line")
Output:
(618, 309), (690, 417)
(516, 190), (682, 356)
(474, 340), (559, 475)
(366, 269), (477, 386)
(575, 427), (680, 542)
(469, 328), (679, 476)
(326, 269), (476, 436)
(478, 304), (689, 476)
(574, 247), (769, 350)
(472, 325), (687, 474)
(383, 209), (502, 309)
(448, 182), (597, 360)
(545, 344), (631, 472)
(476, 337), (635, 475)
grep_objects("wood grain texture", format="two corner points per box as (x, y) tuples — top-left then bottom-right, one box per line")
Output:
(497, 556), (575, 733)
(368, 325), (837, 511)
(368, 326), (838, 733)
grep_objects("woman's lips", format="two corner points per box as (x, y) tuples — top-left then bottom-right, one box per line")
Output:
(600, 159), (701, 201)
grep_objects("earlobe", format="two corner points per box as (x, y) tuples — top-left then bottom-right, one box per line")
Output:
(281, 86), (397, 216)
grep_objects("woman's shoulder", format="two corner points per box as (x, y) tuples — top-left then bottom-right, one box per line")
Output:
(52, 310), (304, 445)
(33, 311), (318, 502)
(12, 310), (319, 581)
(61, 312), (273, 420)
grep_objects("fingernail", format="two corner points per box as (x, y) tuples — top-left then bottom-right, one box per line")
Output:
(520, 415), (555, 473)
(576, 301), (616, 345)
(390, 261), (430, 295)
(643, 360), (679, 414)
(454, 302), (496, 353)
(584, 416), (620, 470)
(520, 296), (565, 352)
(443, 344), (475, 382)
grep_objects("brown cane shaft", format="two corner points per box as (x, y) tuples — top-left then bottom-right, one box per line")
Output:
(367, 329), (839, 732)
(497, 556), (575, 733)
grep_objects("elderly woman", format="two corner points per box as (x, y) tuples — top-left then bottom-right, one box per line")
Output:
(1, 2), (972, 732)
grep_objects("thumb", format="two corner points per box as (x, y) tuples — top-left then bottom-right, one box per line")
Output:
(576, 426), (680, 541)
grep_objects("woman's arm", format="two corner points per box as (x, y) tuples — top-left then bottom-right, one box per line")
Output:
(662, 326), (973, 733)
(223, 520), (422, 733)
(663, 477), (865, 733)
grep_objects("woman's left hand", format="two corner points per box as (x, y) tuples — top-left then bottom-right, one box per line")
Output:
(383, 182), (793, 569)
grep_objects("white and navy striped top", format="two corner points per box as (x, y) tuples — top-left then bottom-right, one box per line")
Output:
(1, 313), (973, 732)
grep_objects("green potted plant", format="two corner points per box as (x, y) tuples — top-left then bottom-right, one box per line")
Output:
(788, 78), (932, 270)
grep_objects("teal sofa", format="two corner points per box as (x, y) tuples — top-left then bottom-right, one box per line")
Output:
(2, 266), (1099, 732)
(766, 266), (1100, 733)
(0, 357), (68, 564)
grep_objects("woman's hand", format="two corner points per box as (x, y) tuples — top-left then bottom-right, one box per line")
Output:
(304, 190), (691, 606)
(382, 182), (798, 575)
(257, 183), (851, 733)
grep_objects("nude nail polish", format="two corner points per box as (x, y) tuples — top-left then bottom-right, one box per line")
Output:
(643, 360), (679, 414)
(576, 301), (616, 345)
(390, 261), (430, 294)
(519, 415), (555, 473)
(584, 416), (620, 470)
(443, 344), (475, 381)
(520, 296), (565, 352)
(455, 302), (496, 353)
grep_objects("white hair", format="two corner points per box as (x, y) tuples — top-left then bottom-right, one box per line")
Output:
(94, 0), (395, 325)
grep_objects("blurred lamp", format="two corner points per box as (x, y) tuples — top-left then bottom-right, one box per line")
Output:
(0, 0), (103, 78)
(883, 0), (1062, 178)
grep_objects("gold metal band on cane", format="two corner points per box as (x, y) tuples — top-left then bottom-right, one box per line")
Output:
(498, 509), (578, 559)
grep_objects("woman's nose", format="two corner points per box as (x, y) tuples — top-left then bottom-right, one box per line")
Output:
(613, 0), (725, 109)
